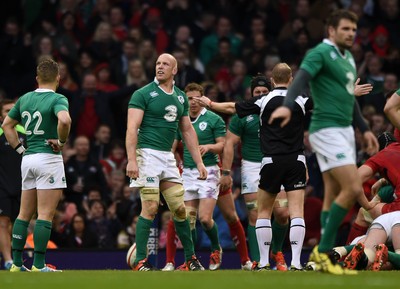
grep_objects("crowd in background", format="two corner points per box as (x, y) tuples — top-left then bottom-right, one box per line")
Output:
(1, 0), (400, 251)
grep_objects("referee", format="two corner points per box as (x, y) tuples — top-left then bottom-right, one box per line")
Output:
(0, 99), (26, 270)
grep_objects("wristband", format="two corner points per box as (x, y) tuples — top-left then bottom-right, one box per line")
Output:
(208, 99), (213, 108)
(15, 143), (26, 155)
(58, 139), (66, 147)
(221, 169), (231, 176)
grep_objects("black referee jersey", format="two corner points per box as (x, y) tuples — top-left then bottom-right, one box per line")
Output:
(235, 87), (312, 156)
(0, 125), (25, 197)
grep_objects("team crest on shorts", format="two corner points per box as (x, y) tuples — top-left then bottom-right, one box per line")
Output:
(199, 122), (207, 131)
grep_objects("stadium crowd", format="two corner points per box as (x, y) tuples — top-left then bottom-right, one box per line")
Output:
(1, 0), (400, 263)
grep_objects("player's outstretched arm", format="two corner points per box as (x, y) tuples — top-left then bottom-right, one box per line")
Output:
(195, 95), (236, 115)
(179, 116), (207, 180)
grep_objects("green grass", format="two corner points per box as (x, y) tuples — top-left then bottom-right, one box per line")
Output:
(1, 270), (399, 289)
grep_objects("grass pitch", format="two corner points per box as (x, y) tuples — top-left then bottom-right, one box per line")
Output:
(1, 270), (398, 289)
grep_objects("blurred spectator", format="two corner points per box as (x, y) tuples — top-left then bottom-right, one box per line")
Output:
(376, 0), (400, 49)
(74, 49), (96, 80)
(172, 48), (204, 89)
(87, 0), (111, 37)
(167, 24), (193, 53)
(110, 38), (139, 86)
(125, 59), (148, 87)
(364, 55), (385, 95)
(371, 25), (391, 58)
(64, 213), (98, 248)
(89, 21), (120, 63)
(64, 135), (109, 208)
(81, 186), (103, 219)
(58, 61), (79, 92)
(190, 10), (216, 50)
(141, 7), (169, 54)
(229, 59), (251, 101)
(95, 62), (119, 92)
(206, 37), (235, 81)
(87, 200), (121, 249)
(138, 39), (158, 79)
(0, 17), (35, 98)
(163, 0), (195, 34)
(199, 15), (242, 66)
(279, 0), (324, 44)
(54, 11), (84, 63)
(360, 73), (398, 113)
(90, 123), (112, 161)
(279, 28), (312, 64)
(100, 141), (127, 187)
(109, 6), (128, 41)
(125, 215), (139, 245)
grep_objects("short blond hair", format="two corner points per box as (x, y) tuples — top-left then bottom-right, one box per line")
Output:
(271, 63), (292, 84)
(37, 57), (59, 83)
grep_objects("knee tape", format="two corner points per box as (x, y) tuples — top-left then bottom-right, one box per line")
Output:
(162, 184), (185, 219)
(186, 206), (197, 230)
(140, 187), (160, 203)
(274, 198), (289, 208)
(360, 207), (373, 223)
(246, 200), (258, 211)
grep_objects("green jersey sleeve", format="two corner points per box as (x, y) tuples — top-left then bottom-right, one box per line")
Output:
(228, 115), (243, 137)
(53, 95), (69, 115)
(128, 90), (147, 110)
(300, 48), (323, 78)
(213, 115), (226, 138)
(7, 98), (22, 122)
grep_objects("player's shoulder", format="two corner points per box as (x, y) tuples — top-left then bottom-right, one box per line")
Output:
(204, 109), (224, 121)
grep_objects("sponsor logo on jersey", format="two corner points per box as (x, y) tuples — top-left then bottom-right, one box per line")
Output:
(150, 91), (159, 98)
(246, 115), (254, 122)
(199, 122), (207, 131)
(177, 95), (185, 104)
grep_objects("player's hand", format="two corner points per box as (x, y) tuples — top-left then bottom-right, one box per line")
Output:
(196, 163), (208, 180)
(219, 175), (232, 191)
(47, 139), (64, 153)
(371, 178), (386, 196)
(126, 160), (139, 179)
(268, 107), (292, 127)
(363, 131), (379, 155)
(199, 145), (209, 156)
(354, 78), (373, 97)
(194, 96), (212, 108)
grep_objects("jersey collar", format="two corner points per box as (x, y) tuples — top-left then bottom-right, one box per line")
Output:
(35, 88), (55, 93)
(323, 38), (347, 59)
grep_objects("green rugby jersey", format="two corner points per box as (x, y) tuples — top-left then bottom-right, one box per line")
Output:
(229, 114), (263, 162)
(8, 89), (69, 155)
(129, 80), (189, 151)
(301, 39), (357, 133)
(178, 108), (226, 168)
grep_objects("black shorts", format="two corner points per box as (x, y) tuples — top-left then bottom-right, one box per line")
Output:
(259, 153), (307, 194)
(0, 195), (21, 221)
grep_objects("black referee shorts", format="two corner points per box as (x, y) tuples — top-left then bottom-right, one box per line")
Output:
(259, 153), (307, 194)
(0, 193), (21, 221)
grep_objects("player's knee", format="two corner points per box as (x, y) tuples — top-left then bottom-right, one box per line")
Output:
(140, 187), (160, 219)
(222, 211), (238, 224)
(186, 206), (197, 230)
(0, 216), (11, 229)
(162, 184), (185, 221)
(199, 216), (213, 230)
